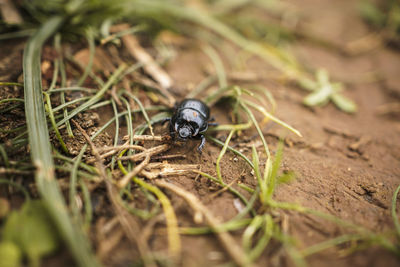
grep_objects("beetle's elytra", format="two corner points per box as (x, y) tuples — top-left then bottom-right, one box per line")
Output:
(165, 98), (213, 152)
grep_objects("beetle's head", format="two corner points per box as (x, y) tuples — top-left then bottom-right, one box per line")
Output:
(178, 125), (191, 139)
(175, 122), (195, 140)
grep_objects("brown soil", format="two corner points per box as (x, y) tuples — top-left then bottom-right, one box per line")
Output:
(1, 0), (400, 267)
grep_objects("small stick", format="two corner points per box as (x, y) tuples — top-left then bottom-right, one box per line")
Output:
(118, 144), (170, 162)
(123, 134), (171, 142)
(155, 180), (254, 267)
(117, 152), (150, 188)
(122, 32), (174, 91)
(152, 154), (186, 160)
(87, 145), (145, 163)
(101, 146), (144, 159)
(133, 134), (171, 142)
(98, 144), (145, 153)
(131, 73), (175, 107)
(144, 162), (199, 170)
(139, 163), (199, 179)
(0, 0), (23, 24)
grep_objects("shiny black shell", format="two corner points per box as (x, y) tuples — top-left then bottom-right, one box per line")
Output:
(170, 99), (210, 138)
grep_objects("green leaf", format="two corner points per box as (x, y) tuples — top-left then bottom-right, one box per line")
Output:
(316, 69), (329, 85)
(3, 201), (60, 267)
(331, 93), (357, 113)
(0, 242), (22, 267)
(303, 85), (332, 107)
(302, 69), (357, 112)
(298, 78), (318, 92)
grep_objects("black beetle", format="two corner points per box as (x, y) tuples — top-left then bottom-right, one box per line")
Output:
(165, 98), (214, 152)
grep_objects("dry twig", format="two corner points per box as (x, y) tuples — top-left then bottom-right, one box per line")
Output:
(121, 27), (175, 106)
(0, 0), (23, 24)
(140, 163), (199, 179)
(118, 144), (170, 162)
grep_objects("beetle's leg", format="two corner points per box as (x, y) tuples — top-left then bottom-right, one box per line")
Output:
(208, 117), (218, 127)
(169, 122), (176, 138)
(197, 134), (206, 153)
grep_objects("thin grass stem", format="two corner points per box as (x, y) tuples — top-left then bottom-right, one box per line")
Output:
(242, 215), (263, 253)
(111, 99), (120, 171)
(194, 170), (255, 216)
(0, 144), (10, 168)
(123, 90), (154, 136)
(186, 75), (217, 99)
(70, 148), (86, 217)
(179, 218), (252, 235)
(216, 130), (235, 183)
(54, 34), (74, 137)
(47, 57), (59, 92)
(207, 135), (254, 169)
(301, 234), (362, 257)
(77, 28), (95, 86)
(44, 92), (69, 154)
(0, 98), (24, 104)
(243, 99), (302, 137)
(202, 45), (227, 88)
(79, 179), (93, 231)
(248, 214), (273, 261)
(392, 184), (400, 238)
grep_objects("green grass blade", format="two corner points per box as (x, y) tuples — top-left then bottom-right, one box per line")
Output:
(249, 214), (273, 261)
(301, 234), (362, 257)
(392, 185), (400, 238)
(44, 92), (69, 154)
(202, 45), (227, 88)
(331, 93), (357, 113)
(242, 215), (263, 252)
(77, 27), (95, 86)
(243, 99), (302, 137)
(216, 130), (235, 183)
(23, 16), (99, 267)
(207, 135), (254, 169)
(0, 82), (24, 87)
(54, 34), (74, 137)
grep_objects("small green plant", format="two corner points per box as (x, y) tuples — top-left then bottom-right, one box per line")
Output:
(1, 201), (61, 267)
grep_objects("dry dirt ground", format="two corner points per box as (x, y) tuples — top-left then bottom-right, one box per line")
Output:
(164, 1), (400, 265)
(1, 0), (400, 266)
